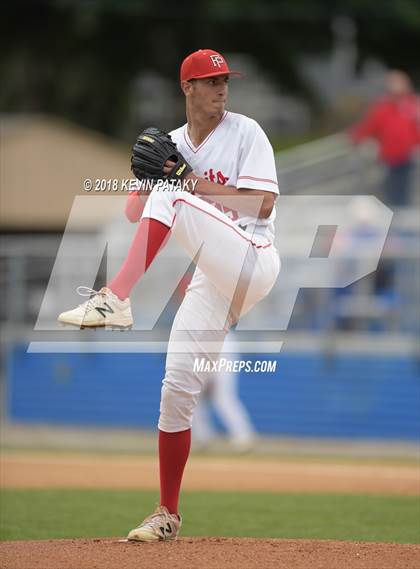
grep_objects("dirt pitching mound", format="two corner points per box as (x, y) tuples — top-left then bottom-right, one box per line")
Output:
(1, 537), (419, 569)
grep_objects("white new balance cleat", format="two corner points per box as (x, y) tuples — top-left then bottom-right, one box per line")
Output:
(127, 505), (182, 542)
(57, 286), (133, 329)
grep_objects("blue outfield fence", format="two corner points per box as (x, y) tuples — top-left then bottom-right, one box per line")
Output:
(6, 345), (420, 441)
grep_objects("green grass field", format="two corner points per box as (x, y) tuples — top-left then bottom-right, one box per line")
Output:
(1, 490), (418, 544)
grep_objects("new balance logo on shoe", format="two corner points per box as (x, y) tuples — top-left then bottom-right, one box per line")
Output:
(127, 505), (181, 541)
(95, 303), (115, 318)
(160, 523), (173, 536)
(58, 287), (133, 329)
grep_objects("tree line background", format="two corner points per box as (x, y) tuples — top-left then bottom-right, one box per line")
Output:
(1, 0), (419, 140)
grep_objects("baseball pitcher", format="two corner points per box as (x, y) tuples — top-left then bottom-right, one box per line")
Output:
(58, 49), (280, 541)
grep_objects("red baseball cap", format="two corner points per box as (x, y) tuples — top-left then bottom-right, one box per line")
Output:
(180, 49), (242, 82)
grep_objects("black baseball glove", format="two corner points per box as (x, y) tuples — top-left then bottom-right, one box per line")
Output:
(131, 127), (193, 182)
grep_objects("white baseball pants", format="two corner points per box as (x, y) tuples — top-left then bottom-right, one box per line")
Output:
(141, 187), (280, 432)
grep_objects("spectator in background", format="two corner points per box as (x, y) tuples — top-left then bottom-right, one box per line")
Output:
(349, 70), (419, 206)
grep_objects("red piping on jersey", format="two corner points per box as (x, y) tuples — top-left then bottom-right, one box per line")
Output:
(172, 198), (273, 249)
(183, 111), (228, 154)
(237, 175), (278, 186)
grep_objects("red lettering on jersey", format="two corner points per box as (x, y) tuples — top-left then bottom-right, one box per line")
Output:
(202, 169), (235, 218)
(217, 171), (229, 185)
(203, 168), (229, 186)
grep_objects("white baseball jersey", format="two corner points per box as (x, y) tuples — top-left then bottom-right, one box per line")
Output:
(170, 111), (279, 241)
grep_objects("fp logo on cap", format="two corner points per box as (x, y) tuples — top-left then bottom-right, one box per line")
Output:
(210, 54), (224, 68)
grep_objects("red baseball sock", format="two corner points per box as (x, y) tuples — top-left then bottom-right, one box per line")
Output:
(108, 218), (170, 300)
(159, 428), (191, 515)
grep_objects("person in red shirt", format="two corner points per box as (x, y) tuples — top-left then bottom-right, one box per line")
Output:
(349, 70), (419, 206)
